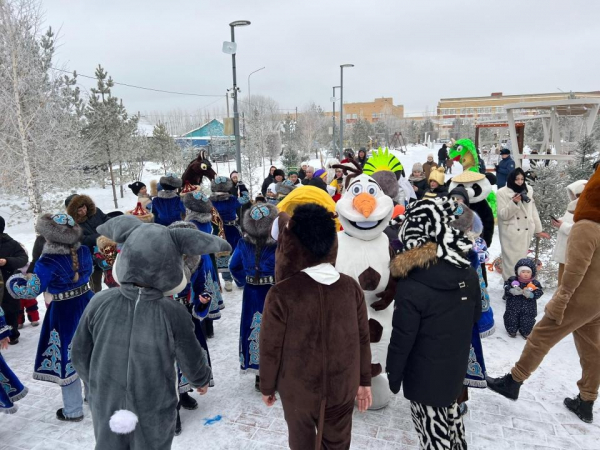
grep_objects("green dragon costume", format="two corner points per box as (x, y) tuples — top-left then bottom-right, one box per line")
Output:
(448, 139), (497, 217)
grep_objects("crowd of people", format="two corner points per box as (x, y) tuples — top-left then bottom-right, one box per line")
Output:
(0, 143), (599, 450)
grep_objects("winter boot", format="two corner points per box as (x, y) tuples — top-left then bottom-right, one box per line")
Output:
(56, 408), (84, 422)
(31, 321), (39, 327)
(224, 280), (233, 292)
(180, 392), (198, 410)
(255, 376), (261, 392)
(175, 409), (182, 436)
(564, 395), (594, 423)
(486, 373), (522, 401)
(205, 319), (214, 339)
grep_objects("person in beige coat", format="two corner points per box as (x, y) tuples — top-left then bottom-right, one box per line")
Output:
(497, 168), (549, 281)
(487, 165), (600, 424)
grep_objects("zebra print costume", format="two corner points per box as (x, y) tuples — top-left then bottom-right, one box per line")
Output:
(400, 197), (473, 269)
(410, 401), (467, 450)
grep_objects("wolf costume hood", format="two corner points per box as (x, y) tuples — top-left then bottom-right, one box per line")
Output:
(71, 215), (230, 450)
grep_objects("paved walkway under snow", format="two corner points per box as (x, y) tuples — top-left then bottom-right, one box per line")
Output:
(1, 270), (599, 449)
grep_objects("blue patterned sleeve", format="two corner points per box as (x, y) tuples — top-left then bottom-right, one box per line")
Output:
(0, 307), (12, 340)
(7, 258), (52, 300)
(236, 191), (250, 207)
(190, 267), (210, 321)
(228, 243), (246, 287)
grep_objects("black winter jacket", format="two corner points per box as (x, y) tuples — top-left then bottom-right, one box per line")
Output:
(66, 195), (110, 252)
(386, 243), (481, 407)
(261, 176), (274, 196)
(438, 145), (448, 162)
(0, 234), (28, 305)
(26, 235), (46, 274)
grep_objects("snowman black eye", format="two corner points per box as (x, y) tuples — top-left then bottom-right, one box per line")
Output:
(366, 185), (379, 196)
(351, 184), (363, 195)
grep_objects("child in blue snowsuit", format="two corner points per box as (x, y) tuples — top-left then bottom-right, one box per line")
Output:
(503, 258), (544, 339)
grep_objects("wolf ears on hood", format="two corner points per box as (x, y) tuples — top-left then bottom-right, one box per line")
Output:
(97, 215), (230, 293)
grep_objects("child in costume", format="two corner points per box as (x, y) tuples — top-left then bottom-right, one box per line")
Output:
(128, 181), (152, 210)
(209, 176), (250, 291)
(94, 236), (120, 288)
(0, 306), (28, 413)
(16, 246), (40, 328)
(169, 221), (217, 435)
(504, 258), (543, 339)
(151, 174), (185, 226)
(7, 213), (93, 422)
(229, 203), (277, 391)
(71, 215), (229, 450)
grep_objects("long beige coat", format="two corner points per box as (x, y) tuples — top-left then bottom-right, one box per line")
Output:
(497, 185), (543, 280)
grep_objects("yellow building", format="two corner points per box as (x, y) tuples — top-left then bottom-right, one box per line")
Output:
(327, 97), (404, 124)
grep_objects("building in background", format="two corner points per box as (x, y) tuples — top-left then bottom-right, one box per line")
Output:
(327, 97), (404, 124)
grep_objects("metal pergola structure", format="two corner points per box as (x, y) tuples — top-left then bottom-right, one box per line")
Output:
(503, 98), (600, 167)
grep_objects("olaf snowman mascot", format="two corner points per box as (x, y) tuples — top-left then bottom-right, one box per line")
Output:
(333, 161), (396, 410)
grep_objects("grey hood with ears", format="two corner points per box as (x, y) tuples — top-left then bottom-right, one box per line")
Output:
(97, 215), (231, 294)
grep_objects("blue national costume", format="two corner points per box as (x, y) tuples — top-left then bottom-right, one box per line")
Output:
(0, 307), (28, 413)
(151, 191), (186, 226)
(7, 245), (93, 386)
(211, 193), (250, 273)
(229, 238), (276, 373)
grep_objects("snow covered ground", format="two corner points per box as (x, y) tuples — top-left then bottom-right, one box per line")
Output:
(1, 146), (599, 449)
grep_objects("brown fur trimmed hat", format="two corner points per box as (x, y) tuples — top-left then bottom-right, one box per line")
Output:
(65, 195), (97, 224)
(574, 166), (600, 223)
(35, 213), (82, 245)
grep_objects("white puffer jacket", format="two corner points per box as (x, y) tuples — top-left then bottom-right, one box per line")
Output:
(553, 180), (588, 264)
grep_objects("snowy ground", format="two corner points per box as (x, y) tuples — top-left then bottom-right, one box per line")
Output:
(1, 146), (599, 449)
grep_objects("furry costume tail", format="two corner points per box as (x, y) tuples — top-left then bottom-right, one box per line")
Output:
(109, 409), (138, 434)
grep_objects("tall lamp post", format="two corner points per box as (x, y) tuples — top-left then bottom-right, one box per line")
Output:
(227, 20), (251, 174)
(332, 86), (340, 156)
(248, 66), (265, 109)
(339, 64), (354, 154)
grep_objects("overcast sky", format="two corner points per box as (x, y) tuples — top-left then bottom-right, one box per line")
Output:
(43, 0), (600, 118)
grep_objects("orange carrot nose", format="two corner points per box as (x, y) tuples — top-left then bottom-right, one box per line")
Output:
(353, 192), (377, 218)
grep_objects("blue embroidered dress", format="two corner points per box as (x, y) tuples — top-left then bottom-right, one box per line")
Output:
(464, 247), (490, 388)
(190, 220), (224, 317)
(229, 238), (276, 373)
(0, 307), (28, 413)
(7, 245), (93, 386)
(211, 193), (250, 272)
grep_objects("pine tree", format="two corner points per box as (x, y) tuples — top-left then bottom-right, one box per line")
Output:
(530, 163), (569, 286)
(152, 122), (181, 175)
(84, 65), (136, 208)
(0, 1), (90, 219)
(566, 134), (597, 182)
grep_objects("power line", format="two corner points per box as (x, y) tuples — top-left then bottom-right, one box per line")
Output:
(52, 67), (223, 98)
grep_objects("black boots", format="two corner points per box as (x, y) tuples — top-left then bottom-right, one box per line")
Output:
(56, 408), (84, 422)
(564, 395), (594, 423)
(486, 373), (522, 400)
(255, 375), (261, 392)
(205, 319), (214, 339)
(175, 409), (182, 436)
(179, 392), (198, 410)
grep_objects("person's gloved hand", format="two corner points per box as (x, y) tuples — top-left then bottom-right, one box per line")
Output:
(509, 287), (523, 296)
(523, 289), (535, 299)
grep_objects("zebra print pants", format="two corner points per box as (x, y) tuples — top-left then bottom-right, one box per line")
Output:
(410, 401), (467, 450)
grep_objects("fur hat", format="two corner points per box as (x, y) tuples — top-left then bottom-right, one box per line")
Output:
(128, 182), (146, 196)
(211, 175), (233, 193)
(514, 257), (537, 277)
(429, 167), (446, 185)
(35, 213), (82, 245)
(574, 166), (600, 223)
(449, 203), (475, 233)
(243, 203), (278, 242)
(449, 186), (470, 207)
(412, 162), (423, 173)
(0, 215), (4, 235)
(275, 180), (296, 196)
(371, 171), (399, 200)
(65, 195), (97, 224)
(183, 191), (213, 214)
(273, 169), (285, 179)
(160, 174), (182, 190)
(64, 193), (78, 207)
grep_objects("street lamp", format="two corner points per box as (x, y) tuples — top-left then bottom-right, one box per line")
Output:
(332, 86), (341, 156)
(248, 66), (266, 113)
(339, 64), (354, 154)
(224, 20), (251, 174)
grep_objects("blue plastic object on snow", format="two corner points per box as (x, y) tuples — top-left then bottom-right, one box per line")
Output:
(203, 415), (222, 426)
